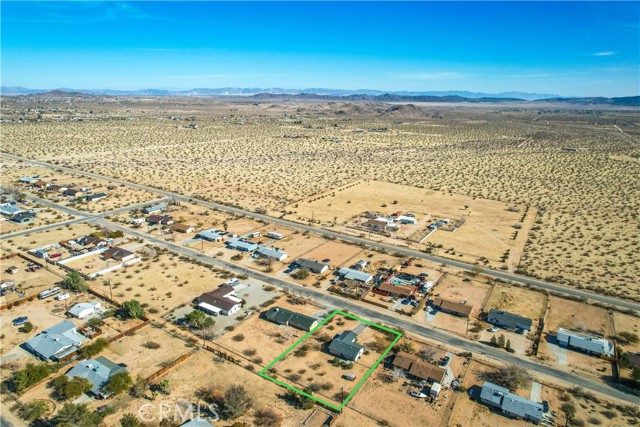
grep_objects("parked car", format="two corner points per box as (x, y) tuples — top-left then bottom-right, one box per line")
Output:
(410, 301), (419, 307)
(425, 306), (434, 313)
(55, 292), (70, 301)
(488, 327), (500, 333)
(439, 356), (450, 366)
(49, 253), (62, 259)
(409, 391), (427, 398)
(12, 316), (28, 326)
(401, 298), (412, 305)
(463, 278), (472, 282)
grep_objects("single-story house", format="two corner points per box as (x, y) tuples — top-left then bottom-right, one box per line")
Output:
(12, 211), (36, 224)
(337, 267), (373, 284)
(146, 214), (174, 226)
(479, 381), (544, 424)
(395, 215), (417, 224)
(6, 266), (19, 274)
(65, 356), (127, 398)
(68, 301), (103, 319)
(374, 278), (416, 298)
(0, 203), (26, 217)
(102, 247), (136, 262)
(328, 330), (364, 361)
(256, 246), (288, 261)
(143, 203), (168, 214)
(197, 228), (225, 242)
(556, 328), (614, 357)
(430, 382), (442, 397)
(391, 352), (446, 383)
(296, 258), (330, 274)
(226, 239), (258, 252)
(19, 176), (39, 183)
(32, 180), (49, 189)
(263, 307), (318, 331)
(362, 219), (390, 232)
(171, 223), (195, 233)
(432, 297), (474, 318)
(24, 320), (87, 362)
(80, 235), (108, 249)
(196, 285), (242, 316)
(46, 184), (67, 192)
(487, 309), (533, 332)
(85, 193), (107, 202)
(63, 188), (82, 197)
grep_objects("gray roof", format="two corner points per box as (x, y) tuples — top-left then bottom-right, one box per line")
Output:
(68, 301), (101, 318)
(296, 258), (330, 273)
(24, 320), (86, 361)
(256, 246), (288, 259)
(0, 204), (26, 216)
(328, 330), (364, 361)
(264, 307), (318, 331)
(12, 211), (36, 222)
(557, 328), (614, 356)
(338, 267), (373, 283)
(86, 193), (107, 201)
(487, 309), (533, 330)
(480, 382), (543, 423)
(143, 203), (167, 213)
(66, 356), (126, 395)
(197, 228), (224, 241)
(227, 239), (258, 251)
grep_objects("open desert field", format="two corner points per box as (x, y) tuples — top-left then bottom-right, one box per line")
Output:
(484, 284), (547, 320)
(0, 222), (101, 256)
(1, 98), (639, 301)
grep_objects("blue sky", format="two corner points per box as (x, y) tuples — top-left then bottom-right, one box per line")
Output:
(1, 1), (638, 96)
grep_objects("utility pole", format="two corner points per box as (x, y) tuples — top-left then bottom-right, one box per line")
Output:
(108, 278), (113, 300)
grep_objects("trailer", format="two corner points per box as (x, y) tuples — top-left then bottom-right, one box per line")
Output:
(38, 286), (61, 300)
(266, 232), (283, 240)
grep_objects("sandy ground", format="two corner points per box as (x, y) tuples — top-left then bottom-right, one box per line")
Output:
(2, 104), (638, 300)
(0, 256), (63, 304)
(484, 284), (547, 320)
(0, 222), (101, 256)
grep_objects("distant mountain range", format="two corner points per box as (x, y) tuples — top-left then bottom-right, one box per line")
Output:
(2, 86), (638, 106)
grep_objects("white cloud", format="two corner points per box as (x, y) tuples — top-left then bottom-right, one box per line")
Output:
(591, 51), (617, 56)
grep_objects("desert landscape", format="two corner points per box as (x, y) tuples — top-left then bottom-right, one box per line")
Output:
(2, 96), (638, 301)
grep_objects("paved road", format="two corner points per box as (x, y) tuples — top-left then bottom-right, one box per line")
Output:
(1, 183), (638, 404)
(0, 189), (169, 240)
(87, 217), (640, 405)
(2, 153), (638, 312)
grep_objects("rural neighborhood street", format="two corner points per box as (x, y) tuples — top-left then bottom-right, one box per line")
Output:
(2, 152), (639, 313)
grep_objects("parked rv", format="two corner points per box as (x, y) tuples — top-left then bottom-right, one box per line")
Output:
(38, 286), (61, 299)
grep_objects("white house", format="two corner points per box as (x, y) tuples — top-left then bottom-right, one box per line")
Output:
(256, 247), (288, 261)
(556, 328), (614, 357)
(68, 301), (103, 319)
(196, 285), (242, 316)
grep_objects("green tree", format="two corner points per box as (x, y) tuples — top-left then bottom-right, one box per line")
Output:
(497, 334), (506, 348)
(120, 413), (143, 427)
(291, 269), (310, 280)
(505, 339), (514, 352)
(103, 371), (133, 397)
(80, 338), (109, 358)
(51, 376), (93, 400)
(632, 366), (640, 382)
(184, 310), (214, 329)
(22, 321), (34, 333)
(51, 403), (102, 427)
(17, 400), (48, 422)
(222, 385), (254, 419)
(11, 363), (52, 393)
(120, 300), (145, 319)
(481, 364), (531, 391)
(561, 403), (576, 426)
(61, 271), (88, 292)
(489, 335), (498, 347)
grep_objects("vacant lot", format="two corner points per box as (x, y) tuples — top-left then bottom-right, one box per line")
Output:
(545, 297), (612, 335)
(484, 284), (547, 320)
(0, 255), (62, 303)
(433, 274), (492, 316)
(300, 240), (364, 269)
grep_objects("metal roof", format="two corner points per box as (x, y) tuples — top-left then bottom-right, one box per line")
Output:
(487, 309), (533, 330)
(480, 382), (543, 423)
(256, 246), (288, 260)
(24, 320), (86, 361)
(264, 307), (318, 331)
(328, 330), (364, 361)
(338, 267), (373, 283)
(66, 356), (126, 395)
